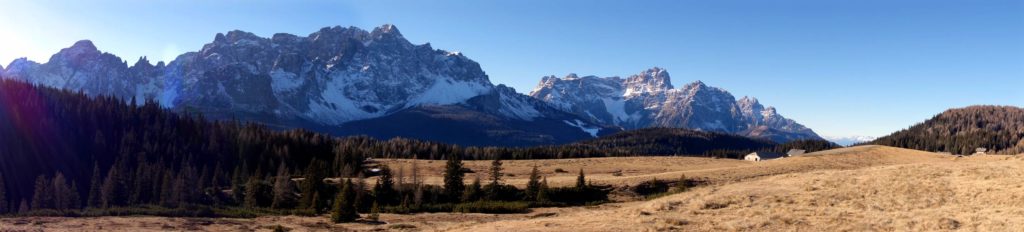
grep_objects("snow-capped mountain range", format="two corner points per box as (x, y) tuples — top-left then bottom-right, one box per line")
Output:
(822, 135), (877, 146)
(0, 24), (819, 145)
(530, 68), (821, 142)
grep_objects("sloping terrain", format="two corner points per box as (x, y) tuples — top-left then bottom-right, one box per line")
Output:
(871, 105), (1024, 154)
(449, 146), (1024, 231)
(7, 146), (1019, 231)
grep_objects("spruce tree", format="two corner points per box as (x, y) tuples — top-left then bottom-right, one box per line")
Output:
(443, 155), (465, 203)
(244, 176), (261, 208)
(18, 199), (29, 213)
(69, 183), (81, 210)
(353, 174), (366, 212)
(462, 175), (482, 202)
(271, 164), (294, 209)
(0, 173), (7, 213)
(369, 200), (381, 222)
(525, 165), (541, 201)
(31, 175), (52, 210)
(300, 159), (326, 210)
(488, 158), (503, 187)
(373, 165), (395, 205)
(537, 177), (550, 203)
(52, 172), (71, 210)
(101, 164), (127, 208)
(575, 169), (586, 190)
(331, 179), (358, 223)
(486, 158), (503, 200)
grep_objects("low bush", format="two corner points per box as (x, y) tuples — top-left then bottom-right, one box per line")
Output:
(453, 201), (529, 214)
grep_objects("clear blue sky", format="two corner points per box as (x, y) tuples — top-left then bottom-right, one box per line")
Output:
(1, 0), (1022, 138)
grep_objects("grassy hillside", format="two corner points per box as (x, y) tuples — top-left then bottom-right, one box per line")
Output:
(450, 146), (1024, 231)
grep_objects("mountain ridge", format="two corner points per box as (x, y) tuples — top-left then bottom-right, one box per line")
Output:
(1, 24), (819, 145)
(529, 67), (821, 142)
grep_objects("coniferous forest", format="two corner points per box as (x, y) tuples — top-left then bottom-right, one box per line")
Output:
(0, 79), (836, 217)
(869, 106), (1024, 155)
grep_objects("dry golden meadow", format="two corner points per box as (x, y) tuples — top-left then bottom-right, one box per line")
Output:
(4, 145), (1024, 231)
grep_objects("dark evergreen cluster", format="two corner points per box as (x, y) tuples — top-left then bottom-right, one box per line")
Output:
(0, 79), (833, 217)
(0, 79), (361, 215)
(869, 106), (1024, 155)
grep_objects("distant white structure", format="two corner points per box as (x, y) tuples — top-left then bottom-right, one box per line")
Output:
(745, 152), (786, 162)
(786, 149), (806, 157)
(974, 148), (988, 155)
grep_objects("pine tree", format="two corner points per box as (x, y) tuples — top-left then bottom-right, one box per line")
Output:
(18, 199), (29, 213)
(331, 179), (358, 223)
(101, 164), (127, 208)
(443, 154), (465, 202)
(69, 183), (81, 210)
(486, 158), (503, 200)
(369, 200), (381, 222)
(462, 175), (482, 202)
(0, 173), (7, 213)
(52, 172), (71, 210)
(310, 191), (322, 213)
(159, 172), (175, 207)
(271, 164), (294, 209)
(576, 169), (586, 190)
(537, 177), (550, 203)
(373, 165), (395, 205)
(488, 158), (503, 187)
(525, 165), (541, 201)
(353, 174), (366, 212)
(300, 159), (326, 209)
(31, 175), (52, 210)
(244, 176), (262, 208)
(410, 159), (423, 207)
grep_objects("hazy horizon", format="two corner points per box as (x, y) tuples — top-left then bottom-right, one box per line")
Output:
(1, 0), (1021, 138)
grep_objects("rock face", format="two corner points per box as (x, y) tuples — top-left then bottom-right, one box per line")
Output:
(529, 68), (820, 142)
(0, 24), (616, 146)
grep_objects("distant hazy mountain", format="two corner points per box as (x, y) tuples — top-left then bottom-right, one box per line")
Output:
(870, 105), (1024, 154)
(529, 68), (821, 142)
(0, 24), (615, 146)
(822, 135), (876, 146)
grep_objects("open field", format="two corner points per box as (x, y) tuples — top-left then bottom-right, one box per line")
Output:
(4, 145), (1022, 231)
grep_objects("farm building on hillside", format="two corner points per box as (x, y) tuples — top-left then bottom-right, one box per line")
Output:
(744, 152), (786, 162)
(787, 149), (807, 156)
(974, 148), (988, 155)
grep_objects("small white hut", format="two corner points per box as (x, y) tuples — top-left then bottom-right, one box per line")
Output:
(744, 152), (786, 162)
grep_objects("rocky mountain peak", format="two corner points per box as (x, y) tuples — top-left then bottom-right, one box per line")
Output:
(69, 40), (98, 52)
(370, 24), (405, 41)
(52, 40), (102, 62)
(624, 67), (672, 96)
(529, 67), (821, 142)
(133, 56), (153, 68)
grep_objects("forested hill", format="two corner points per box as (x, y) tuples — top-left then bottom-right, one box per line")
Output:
(0, 79), (836, 213)
(870, 106), (1024, 155)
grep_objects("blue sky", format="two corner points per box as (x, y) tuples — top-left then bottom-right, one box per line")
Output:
(1, 0), (1022, 138)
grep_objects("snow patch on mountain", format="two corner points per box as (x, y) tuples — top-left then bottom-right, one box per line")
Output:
(530, 67), (821, 142)
(270, 68), (303, 94)
(406, 78), (491, 106)
(564, 119), (600, 137)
